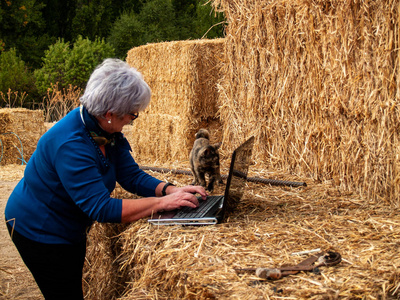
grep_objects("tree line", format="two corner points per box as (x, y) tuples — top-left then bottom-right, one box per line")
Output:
(0, 0), (224, 108)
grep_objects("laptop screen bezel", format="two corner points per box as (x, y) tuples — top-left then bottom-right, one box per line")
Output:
(216, 136), (254, 221)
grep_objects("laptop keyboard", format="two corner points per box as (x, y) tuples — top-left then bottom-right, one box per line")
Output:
(173, 195), (224, 219)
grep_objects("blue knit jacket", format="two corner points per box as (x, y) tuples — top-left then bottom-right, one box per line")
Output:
(5, 107), (162, 244)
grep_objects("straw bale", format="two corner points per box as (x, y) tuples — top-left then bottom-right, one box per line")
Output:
(0, 108), (45, 165)
(122, 115), (222, 164)
(83, 222), (130, 300)
(83, 166), (400, 299)
(210, 0), (400, 205)
(0, 164), (25, 181)
(125, 39), (225, 162)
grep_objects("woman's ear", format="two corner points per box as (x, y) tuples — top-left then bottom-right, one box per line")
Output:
(104, 111), (113, 120)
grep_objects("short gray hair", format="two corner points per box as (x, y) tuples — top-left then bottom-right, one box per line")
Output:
(80, 58), (151, 118)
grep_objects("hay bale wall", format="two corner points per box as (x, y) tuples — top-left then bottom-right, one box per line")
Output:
(125, 39), (225, 163)
(211, 0), (400, 204)
(0, 108), (45, 165)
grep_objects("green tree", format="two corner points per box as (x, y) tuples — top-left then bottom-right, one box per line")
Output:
(110, 0), (143, 16)
(0, 48), (36, 107)
(172, 0), (196, 40)
(194, 0), (225, 39)
(139, 0), (178, 44)
(71, 0), (114, 41)
(65, 36), (115, 89)
(108, 10), (144, 59)
(0, 0), (225, 73)
(34, 37), (115, 95)
(40, 0), (76, 41)
(107, 0), (224, 59)
(34, 39), (71, 95)
(0, 0), (49, 68)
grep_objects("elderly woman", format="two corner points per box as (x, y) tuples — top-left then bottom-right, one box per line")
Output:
(4, 58), (207, 300)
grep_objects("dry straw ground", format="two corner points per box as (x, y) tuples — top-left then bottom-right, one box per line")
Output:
(1, 163), (399, 299)
(84, 162), (400, 299)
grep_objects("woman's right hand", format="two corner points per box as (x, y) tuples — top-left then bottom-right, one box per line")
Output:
(121, 185), (206, 223)
(160, 189), (200, 212)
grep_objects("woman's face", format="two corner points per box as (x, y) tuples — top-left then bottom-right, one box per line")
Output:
(106, 112), (139, 133)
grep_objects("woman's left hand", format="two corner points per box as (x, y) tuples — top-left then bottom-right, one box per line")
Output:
(121, 185), (209, 223)
(169, 185), (208, 200)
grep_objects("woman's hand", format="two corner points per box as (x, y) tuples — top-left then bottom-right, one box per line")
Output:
(168, 185), (208, 200)
(121, 184), (208, 223)
(160, 186), (208, 212)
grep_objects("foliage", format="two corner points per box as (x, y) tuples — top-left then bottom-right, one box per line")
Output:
(0, 48), (36, 107)
(0, 0), (49, 68)
(71, 0), (114, 41)
(40, 0), (76, 42)
(139, 0), (179, 44)
(108, 0), (179, 59)
(34, 37), (115, 95)
(33, 39), (71, 95)
(194, 0), (225, 39)
(107, 11), (145, 59)
(172, 0), (197, 39)
(108, 0), (225, 59)
(64, 36), (115, 89)
(0, 0), (225, 104)
(0, 0), (225, 68)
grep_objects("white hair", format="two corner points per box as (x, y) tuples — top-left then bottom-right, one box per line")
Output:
(80, 58), (151, 118)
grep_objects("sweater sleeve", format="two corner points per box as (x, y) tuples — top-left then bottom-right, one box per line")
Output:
(114, 146), (163, 197)
(54, 139), (123, 223)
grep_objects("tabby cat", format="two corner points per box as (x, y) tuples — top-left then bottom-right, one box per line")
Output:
(189, 129), (223, 191)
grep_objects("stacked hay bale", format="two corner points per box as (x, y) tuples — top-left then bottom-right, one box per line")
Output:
(212, 0), (400, 205)
(83, 185), (133, 300)
(125, 39), (225, 164)
(0, 108), (45, 165)
(83, 222), (129, 300)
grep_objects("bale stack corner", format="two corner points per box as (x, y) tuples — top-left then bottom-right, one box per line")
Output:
(125, 38), (226, 163)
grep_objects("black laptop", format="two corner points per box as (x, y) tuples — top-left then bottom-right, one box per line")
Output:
(148, 136), (255, 226)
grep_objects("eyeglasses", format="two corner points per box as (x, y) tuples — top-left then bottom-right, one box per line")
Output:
(129, 112), (139, 120)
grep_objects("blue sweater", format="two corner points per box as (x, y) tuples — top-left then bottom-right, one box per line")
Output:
(5, 107), (162, 244)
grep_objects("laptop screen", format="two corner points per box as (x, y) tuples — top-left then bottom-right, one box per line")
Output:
(223, 136), (255, 214)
